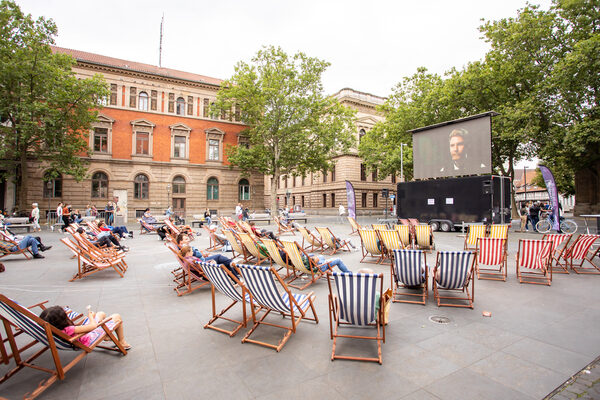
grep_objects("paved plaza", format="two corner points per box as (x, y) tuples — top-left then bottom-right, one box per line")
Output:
(1, 217), (599, 400)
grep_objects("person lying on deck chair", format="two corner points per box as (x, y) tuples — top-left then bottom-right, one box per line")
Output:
(248, 221), (278, 241)
(76, 228), (128, 252)
(176, 233), (237, 276)
(303, 253), (351, 273)
(0, 235), (51, 259)
(97, 220), (133, 239)
(2, 228), (52, 252)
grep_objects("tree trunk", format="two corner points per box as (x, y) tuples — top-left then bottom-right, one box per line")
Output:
(270, 173), (279, 219)
(18, 154), (28, 213)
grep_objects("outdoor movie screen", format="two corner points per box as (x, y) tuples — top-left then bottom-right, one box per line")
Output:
(412, 113), (493, 180)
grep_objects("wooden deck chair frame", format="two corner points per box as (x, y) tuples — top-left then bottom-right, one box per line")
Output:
(542, 233), (572, 274)
(60, 238), (127, 281)
(394, 224), (413, 249)
(358, 228), (384, 264)
(203, 225), (224, 252)
(222, 229), (252, 262)
(432, 251), (475, 308)
(280, 240), (332, 290)
(562, 234), (600, 274)
(201, 262), (256, 337)
(516, 239), (553, 285)
(464, 224), (487, 252)
(0, 300), (49, 365)
(273, 216), (296, 236)
(327, 272), (385, 364)
(167, 246), (211, 296)
(391, 249), (428, 305)
(316, 227), (352, 255)
(297, 225), (324, 252)
(260, 238), (294, 278)
(475, 238), (507, 281)
(237, 232), (270, 265)
(414, 224), (435, 251)
(236, 264), (318, 352)
(348, 217), (361, 235)
(377, 229), (404, 263)
(0, 230), (32, 260)
(139, 219), (157, 235)
(0, 295), (127, 400)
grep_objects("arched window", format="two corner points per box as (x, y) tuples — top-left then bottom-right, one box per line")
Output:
(91, 172), (108, 198)
(43, 170), (62, 198)
(207, 177), (219, 200)
(239, 179), (250, 200)
(138, 91), (149, 111)
(359, 129), (366, 142)
(172, 175), (186, 194)
(176, 97), (185, 115)
(134, 174), (149, 199)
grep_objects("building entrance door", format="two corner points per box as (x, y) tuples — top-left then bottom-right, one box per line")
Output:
(173, 198), (185, 219)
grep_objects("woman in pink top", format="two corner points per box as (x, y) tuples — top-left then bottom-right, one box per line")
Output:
(40, 306), (131, 350)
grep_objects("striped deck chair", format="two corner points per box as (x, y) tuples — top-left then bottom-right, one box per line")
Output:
(167, 245), (210, 296)
(316, 227), (352, 255)
(391, 249), (428, 305)
(297, 225), (324, 252)
(0, 299), (49, 365)
(0, 230), (32, 260)
(378, 229), (404, 262)
(408, 218), (420, 226)
(327, 272), (385, 364)
(238, 232), (270, 265)
(222, 229), (251, 262)
(542, 233), (572, 274)
(358, 228), (384, 264)
(348, 217), (361, 235)
(475, 238), (507, 281)
(281, 240), (332, 290)
(489, 224), (510, 255)
(237, 264), (318, 352)
(201, 261), (254, 337)
(414, 224), (434, 251)
(394, 224), (412, 248)
(60, 238), (127, 281)
(138, 219), (157, 235)
(432, 251), (475, 308)
(203, 225), (225, 252)
(516, 239), (553, 285)
(273, 216), (296, 236)
(464, 224), (487, 251)
(398, 218), (410, 226)
(0, 295), (127, 400)
(372, 224), (389, 231)
(165, 241), (184, 283)
(561, 234), (600, 274)
(261, 238), (293, 278)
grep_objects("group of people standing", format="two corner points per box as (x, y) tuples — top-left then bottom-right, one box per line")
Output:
(519, 201), (558, 232)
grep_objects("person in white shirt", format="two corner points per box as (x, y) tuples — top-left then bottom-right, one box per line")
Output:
(338, 204), (346, 223)
(235, 203), (243, 220)
(31, 203), (41, 232)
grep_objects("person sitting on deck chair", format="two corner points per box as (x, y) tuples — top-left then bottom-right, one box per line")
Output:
(0, 234), (51, 259)
(176, 233), (237, 276)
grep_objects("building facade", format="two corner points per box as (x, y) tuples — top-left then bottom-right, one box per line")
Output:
(15, 47), (265, 222)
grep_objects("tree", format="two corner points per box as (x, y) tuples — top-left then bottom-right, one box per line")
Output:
(0, 0), (108, 209)
(214, 46), (356, 213)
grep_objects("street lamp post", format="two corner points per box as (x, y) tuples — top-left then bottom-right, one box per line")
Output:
(166, 184), (171, 211)
(523, 166), (528, 204)
(46, 181), (52, 226)
(400, 143), (407, 182)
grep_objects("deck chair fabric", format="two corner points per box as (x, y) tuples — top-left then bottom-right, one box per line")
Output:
(280, 240), (331, 290)
(261, 238), (293, 276)
(562, 234), (600, 274)
(222, 229), (250, 262)
(327, 272), (385, 364)
(237, 264), (318, 352)
(433, 251), (475, 308)
(274, 216), (295, 236)
(372, 224), (389, 231)
(516, 239), (553, 285)
(394, 225), (412, 248)
(139, 219), (157, 234)
(475, 238), (507, 281)
(297, 226), (324, 252)
(0, 295), (126, 400)
(377, 229), (404, 262)
(237, 232), (269, 265)
(316, 227), (352, 255)
(167, 245), (210, 296)
(542, 233), (572, 274)
(391, 249), (428, 305)
(464, 224), (487, 251)
(203, 226), (225, 252)
(489, 224), (510, 240)
(414, 224), (434, 251)
(60, 238), (127, 281)
(0, 300), (50, 366)
(348, 217), (361, 235)
(358, 229), (384, 264)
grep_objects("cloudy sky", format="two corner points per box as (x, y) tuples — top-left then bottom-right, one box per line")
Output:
(18, 0), (551, 101)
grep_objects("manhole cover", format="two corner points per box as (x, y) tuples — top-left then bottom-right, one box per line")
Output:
(429, 315), (451, 324)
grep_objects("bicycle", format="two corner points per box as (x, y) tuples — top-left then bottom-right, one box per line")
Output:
(536, 212), (578, 234)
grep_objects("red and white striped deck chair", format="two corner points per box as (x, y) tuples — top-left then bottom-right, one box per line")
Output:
(516, 239), (553, 285)
(562, 234), (600, 274)
(542, 233), (572, 274)
(489, 224), (510, 255)
(358, 229), (384, 264)
(348, 217), (361, 235)
(377, 229), (404, 262)
(297, 226), (324, 252)
(464, 224), (487, 252)
(394, 224), (412, 249)
(316, 227), (352, 255)
(414, 224), (434, 251)
(432, 251), (475, 308)
(475, 238), (507, 281)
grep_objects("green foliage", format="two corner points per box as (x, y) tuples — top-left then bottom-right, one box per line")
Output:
(214, 45), (355, 210)
(0, 0), (108, 207)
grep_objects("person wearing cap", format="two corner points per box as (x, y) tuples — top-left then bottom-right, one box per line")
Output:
(31, 203), (41, 232)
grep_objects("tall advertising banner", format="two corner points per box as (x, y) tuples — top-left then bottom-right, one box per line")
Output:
(538, 165), (560, 231)
(345, 180), (356, 219)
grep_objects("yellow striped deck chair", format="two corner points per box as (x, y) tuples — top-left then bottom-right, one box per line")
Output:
(239, 221), (258, 239)
(223, 229), (251, 262)
(394, 225), (412, 249)
(280, 240), (331, 290)
(489, 224), (510, 240)
(348, 217), (361, 235)
(274, 216), (296, 236)
(372, 224), (389, 231)
(464, 224), (487, 251)
(297, 226), (323, 252)
(414, 224), (434, 251)
(238, 232), (269, 265)
(315, 227), (352, 255)
(377, 229), (404, 262)
(358, 229), (384, 264)
(260, 238), (293, 277)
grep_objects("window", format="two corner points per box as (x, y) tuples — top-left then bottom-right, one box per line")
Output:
(134, 174), (149, 199)
(172, 176), (186, 194)
(110, 84), (117, 105)
(373, 192), (378, 208)
(168, 93), (174, 113)
(138, 91), (148, 111)
(234, 104), (241, 121)
(359, 129), (366, 142)
(391, 174), (396, 184)
(208, 139), (219, 160)
(301, 195), (305, 208)
(323, 170), (327, 183)
(203, 98), (209, 117)
(207, 177), (219, 200)
(43, 171), (62, 198)
(136, 132), (149, 155)
(331, 193), (335, 207)
(93, 128), (108, 152)
(361, 192), (367, 208)
(176, 97), (185, 115)
(323, 193), (327, 207)
(151, 90), (157, 110)
(360, 164), (366, 181)
(239, 179), (250, 200)
(331, 165), (336, 182)
(221, 108), (226, 120)
(129, 87), (136, 108)
(292, 176), (296, 188)
(187, 96), (193, 115)
(372, 168), (378, 181)
(302, 176), (305, 186)
(284, 175), (288, 189)
(173, 136), (186, 158)
(91, 172), (108, 198)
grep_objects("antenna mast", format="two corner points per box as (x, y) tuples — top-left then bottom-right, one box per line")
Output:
(159, 14), (164, 67)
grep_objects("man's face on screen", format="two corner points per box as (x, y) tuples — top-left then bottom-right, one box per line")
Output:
(449, 136), (465, 161)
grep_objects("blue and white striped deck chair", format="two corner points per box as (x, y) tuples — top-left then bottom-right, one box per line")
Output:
(200, 261), (254, 337)
(236, 264), (318, 352)
(432, 251), (475, 309)
(0, 295), (126, 399)
(391, 249), (428, 305)
(327, 272), (385, 364)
